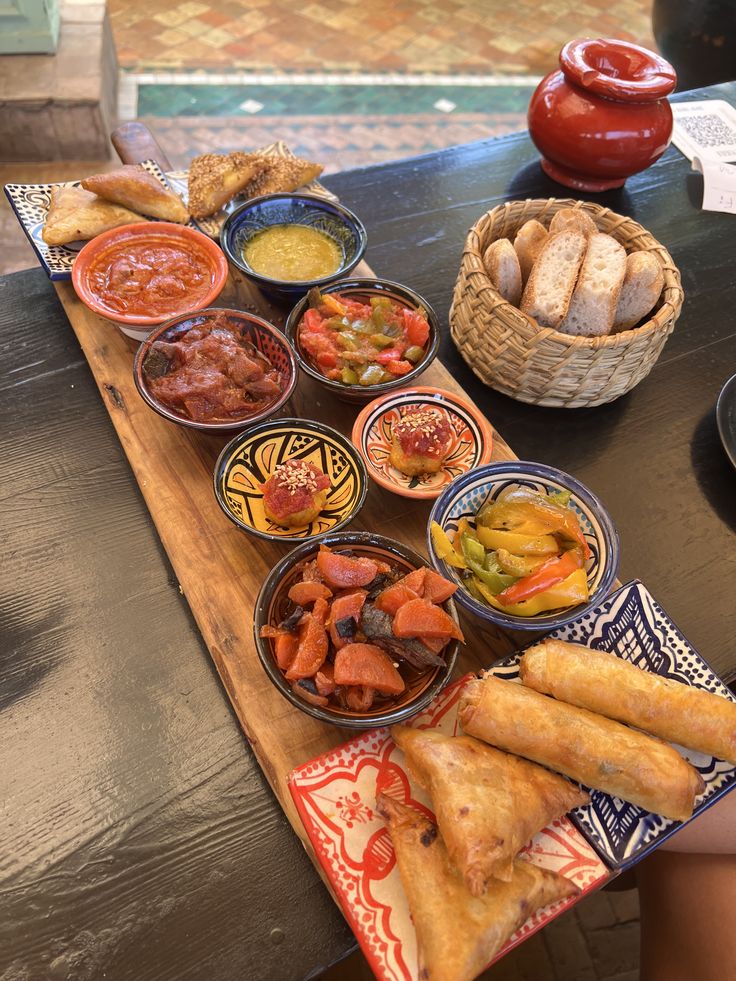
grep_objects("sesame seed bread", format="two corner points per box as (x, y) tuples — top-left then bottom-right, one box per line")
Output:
(549, 207), (598, 239)
(241, 156), (324, 199)
(520, 229), (587, 329)
(188, 152), (267, 219)
(482, 238), (522, 306)
(613, 251), (664, 332)
(513, 219), (548, 283)
(558, 232), (627, 337)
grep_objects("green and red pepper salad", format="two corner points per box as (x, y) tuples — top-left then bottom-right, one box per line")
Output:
(297, 289), (431, 387)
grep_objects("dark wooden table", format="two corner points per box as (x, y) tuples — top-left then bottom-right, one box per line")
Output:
(2, 81), (735, 981)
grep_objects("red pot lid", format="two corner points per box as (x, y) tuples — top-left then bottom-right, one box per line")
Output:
(560, 38), (677, 102)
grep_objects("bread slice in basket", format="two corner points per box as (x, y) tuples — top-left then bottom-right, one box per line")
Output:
(559, 232), (627, 337)
(520, 230), (587, 329)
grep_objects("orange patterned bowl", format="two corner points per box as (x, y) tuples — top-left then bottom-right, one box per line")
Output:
(351, 386), (494, 500)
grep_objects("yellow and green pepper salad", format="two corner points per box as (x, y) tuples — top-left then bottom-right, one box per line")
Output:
(431, 486), (591, 617)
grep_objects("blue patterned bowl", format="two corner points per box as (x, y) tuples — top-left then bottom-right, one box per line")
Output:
(220, 192), (367, 303)
(427, 461), (620, 631)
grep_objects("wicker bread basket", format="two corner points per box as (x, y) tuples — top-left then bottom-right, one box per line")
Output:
(450, 198), (684, 408)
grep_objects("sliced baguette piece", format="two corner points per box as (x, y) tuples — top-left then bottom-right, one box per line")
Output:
(482, 238), (522, 306)
(520, 229), (587, 329)
(558, 232), (627, 337)
(549, 207), (597, 238)
(613, 251), (664, 332)
(513, 219), (548, 283)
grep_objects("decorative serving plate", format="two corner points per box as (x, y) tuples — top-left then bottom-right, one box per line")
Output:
(289, 676), (611, 981)
(289, 579), (736, 978)
(486, 579), (736, 870)
(351, 386), (494, 499)
(214, 418), (368, 543)
(4, 141), (336, 280)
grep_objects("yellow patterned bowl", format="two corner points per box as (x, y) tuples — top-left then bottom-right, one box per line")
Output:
(213, 418), (368, 542)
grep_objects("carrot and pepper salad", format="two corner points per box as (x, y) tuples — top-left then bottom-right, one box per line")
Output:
(261, 545), (462, 712)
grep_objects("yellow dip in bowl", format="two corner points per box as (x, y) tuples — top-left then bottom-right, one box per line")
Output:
(243, 224), (343, 282)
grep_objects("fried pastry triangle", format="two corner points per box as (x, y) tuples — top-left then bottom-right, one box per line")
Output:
(42, 185), (143, 246)
(187, 151), (266, 219)
(81, 165), (189, 223)
(391, 726), (589, 892)
(377, 794), (579, 981)
(241, 155), (324, 199)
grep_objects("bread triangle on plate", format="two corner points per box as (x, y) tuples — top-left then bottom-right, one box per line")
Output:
(187, 151), (267, 219)
(377, 794), (579, 981)
(81, 165), (189, 223)
(241, 154), (324, 198)
(391, 726), (589, 893)
(42, 185), (143, 246)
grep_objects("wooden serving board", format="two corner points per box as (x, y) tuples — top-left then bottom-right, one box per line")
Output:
(53, 261), (523, 872)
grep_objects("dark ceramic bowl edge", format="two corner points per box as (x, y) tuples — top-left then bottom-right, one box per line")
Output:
(253, 531), (460, 728)
(284, 278), (441, 401)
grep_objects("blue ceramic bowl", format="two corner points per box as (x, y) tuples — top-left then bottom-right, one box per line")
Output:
(427, 461), (620, 632)
(253, 532), (460, 728)
(220, 192), (368, 303)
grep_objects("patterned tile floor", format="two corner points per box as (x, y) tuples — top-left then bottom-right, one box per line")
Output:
(109, 0), (655, 75)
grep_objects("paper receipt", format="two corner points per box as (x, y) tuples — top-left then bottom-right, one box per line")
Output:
(672, 100), (736, 215)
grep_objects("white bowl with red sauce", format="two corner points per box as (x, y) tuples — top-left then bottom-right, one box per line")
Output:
(133, 307), (297, 434)
(72, 222), (229, 342)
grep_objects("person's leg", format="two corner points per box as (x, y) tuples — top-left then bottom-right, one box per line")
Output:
(637, 794), (736, 981)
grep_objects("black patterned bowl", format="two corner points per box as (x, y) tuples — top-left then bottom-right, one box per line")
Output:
(214, 418), (368, 543)
(220, 192), (367, 303)
(133, 308), (297, 434)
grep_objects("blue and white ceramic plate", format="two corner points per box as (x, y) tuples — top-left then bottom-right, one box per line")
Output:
(3, 159), (182, 281)
(427, 460), (620, 632)
(486, 579), (736, 870)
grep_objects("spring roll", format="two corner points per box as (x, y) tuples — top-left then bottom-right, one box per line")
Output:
(520, 639), (736, 765)
(458, 676), (705, 822)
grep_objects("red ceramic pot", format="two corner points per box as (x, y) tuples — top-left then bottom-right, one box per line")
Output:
(528, 38), (677, 192)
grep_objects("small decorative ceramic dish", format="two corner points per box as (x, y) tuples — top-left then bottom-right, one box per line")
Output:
(284, 278), (440, 404)
(4, 159), (184, 281)
(72, 222), (228, 342)
(254, 531), (460, 728)
(220, 192), (367, 304)
(427, 461), (620, 631)
(214, 418), (368, 542)
(351, 386), (494, 499)
(133, 308), (296, 434)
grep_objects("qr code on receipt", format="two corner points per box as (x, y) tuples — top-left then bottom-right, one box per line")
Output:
(676, 114), (736, 150)
(672, 101), (736, 162)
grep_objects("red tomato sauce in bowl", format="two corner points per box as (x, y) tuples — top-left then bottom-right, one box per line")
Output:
(72, 222), (228, 325)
